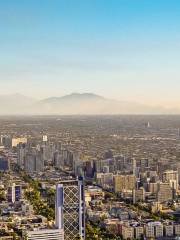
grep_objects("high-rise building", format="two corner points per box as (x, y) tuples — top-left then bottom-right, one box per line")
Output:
(132, 158), (137, 176)
(24, 152), (36, 173)
(36, 147), (44, 172)
(114, 174), (136, 193)
(17, 143), (26, 168)
(157, 182), (173, 203)
(55, 178), (85, 240)
(24, 148), (44, 173)
(133, 187), (145, 204)
(53, 150), (63, 169)
(7, 183), (21, 203)
(0, 156), (9, 171)
(162, 170), (179, 191)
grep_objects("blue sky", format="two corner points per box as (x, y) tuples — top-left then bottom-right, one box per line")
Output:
(0, 0), (180, 106)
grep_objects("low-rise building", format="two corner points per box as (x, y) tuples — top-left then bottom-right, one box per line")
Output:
(134, 226), (144, 239)
(26, 229), (64, 240)
(122, 225), (134, 240)
(164, 224), (174, 237)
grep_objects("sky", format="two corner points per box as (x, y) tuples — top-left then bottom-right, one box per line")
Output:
(0, 0), (180, 107)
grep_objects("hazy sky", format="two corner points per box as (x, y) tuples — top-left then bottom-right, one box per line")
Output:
(0, 0), (180, 107)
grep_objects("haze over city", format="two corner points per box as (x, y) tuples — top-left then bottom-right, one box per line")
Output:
(1, 0), (180, 112)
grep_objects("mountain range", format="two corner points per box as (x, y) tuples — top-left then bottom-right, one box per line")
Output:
(0, 93), (177, 115)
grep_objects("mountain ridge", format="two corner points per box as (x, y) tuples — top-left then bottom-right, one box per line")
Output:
(0, 92), (178, 115)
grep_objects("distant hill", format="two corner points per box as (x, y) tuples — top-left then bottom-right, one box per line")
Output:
(31, 93), (169, 115)
(0, 92), (177, 115)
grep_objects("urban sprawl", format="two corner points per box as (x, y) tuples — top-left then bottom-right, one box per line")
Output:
(0, 116), (180, 240)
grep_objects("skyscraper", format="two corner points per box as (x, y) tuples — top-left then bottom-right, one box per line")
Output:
(55, 178), (85, 240)
(114, 174), (136, 193)
(17, 143), (26, 168)
(24, 148), (44, 173)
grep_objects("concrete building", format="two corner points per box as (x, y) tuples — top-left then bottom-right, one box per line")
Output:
(145, 225), (154, 238)
(114, 174), (136, 193)
(121, 225), (134, 240)
(134, 226), (144, 239)
(155, 224), (163, 238)
(133, 187), (145, 203)
(146, 222), (163, 238)
(157, 182), (173, 203)
(174, 224), (180, 236)
(164, 224), (174, 237)
(149, 182), (159, 193)
(96, 172), (114, 190)
(162, 170), (179, 191)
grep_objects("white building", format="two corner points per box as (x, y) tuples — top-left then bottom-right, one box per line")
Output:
(134, 226), (144, 239)
(12, 137), (27, 147)
(164, 225), (174, 237)
(26, 229), (64, 240)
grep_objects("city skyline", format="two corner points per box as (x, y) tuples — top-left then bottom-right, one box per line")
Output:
(1, 0), (180, 109)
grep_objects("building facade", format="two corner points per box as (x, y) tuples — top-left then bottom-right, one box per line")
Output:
(55, 178), (85, 240)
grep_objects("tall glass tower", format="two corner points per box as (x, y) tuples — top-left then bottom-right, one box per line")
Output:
(55, 177), (85, 240)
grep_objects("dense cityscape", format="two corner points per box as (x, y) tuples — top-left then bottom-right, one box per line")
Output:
(1, 0), (180, 239)
(0, 115), (180, 239)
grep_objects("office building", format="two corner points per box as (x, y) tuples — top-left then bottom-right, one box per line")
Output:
(17, 143), (26, 168)
(53, 150), (63, 169)
(0, 156), (9, 171)
(36, 148), (44, 172)
(24, 152), (36, 173)
(7, 183), (21, 203)
(24, 148), (44, 173)
(55, 178), (85, 240)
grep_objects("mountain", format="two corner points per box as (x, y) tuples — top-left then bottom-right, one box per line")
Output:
(30, 93), (170, 115)
(0, 92), (177, 115)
